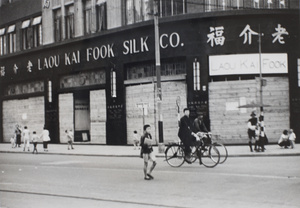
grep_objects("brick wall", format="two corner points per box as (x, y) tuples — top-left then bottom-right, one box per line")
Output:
(90, 89), (106, 144)
(2, 96), (44, 142)
(209, 77), (289, 144)
(126, 80), (187, 144)
(59, 93), (73, 143)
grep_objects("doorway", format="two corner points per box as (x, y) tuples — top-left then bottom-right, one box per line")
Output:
(74, 91), (90, 142)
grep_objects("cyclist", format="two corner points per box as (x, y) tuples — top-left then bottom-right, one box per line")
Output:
(178, 108), (199, 163)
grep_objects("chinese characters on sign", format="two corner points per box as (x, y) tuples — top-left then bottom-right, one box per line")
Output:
(207, 24), (289, 47)
(207, 26), (225, 47)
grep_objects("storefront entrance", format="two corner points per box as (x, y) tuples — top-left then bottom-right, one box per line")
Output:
(74, 91), (90, 142)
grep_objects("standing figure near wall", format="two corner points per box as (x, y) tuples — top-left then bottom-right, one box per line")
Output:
(40, 126), (51, 151)
(15, 124), (22, 148)
(247, 112), (258, 152)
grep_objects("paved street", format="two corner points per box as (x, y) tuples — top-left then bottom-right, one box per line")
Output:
(0, 152), (299, 208)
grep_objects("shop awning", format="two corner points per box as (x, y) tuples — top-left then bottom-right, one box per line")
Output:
(21, 20), (31, 29)
(7, 25), (15, 33)
(32, 16), (42, 25)
(0, 28), (5, 36)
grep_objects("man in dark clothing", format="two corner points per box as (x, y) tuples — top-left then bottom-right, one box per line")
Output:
(247, 111), (258, 152)
(193, 114), (208, 133)
(178, 108), (199, 163)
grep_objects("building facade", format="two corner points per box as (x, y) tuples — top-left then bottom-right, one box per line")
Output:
(0, 0), (299, 145)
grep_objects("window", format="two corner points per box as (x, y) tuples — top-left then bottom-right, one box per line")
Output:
(21, 19), (31, 50)
(298, 59), (300, 87)
(0, 28), (6, 56)
(205, 0), (217, 11)
(158, 0), (185, 17)
(96, 2), (107, 31)
(65, 5), (74, 39)
(54, 9), (62, 42)
(126, 59), (186, 80)
(32, 16), (42, 47)
(84, 0), (92, 34)
(111, 69), (117, 98)
(125, 0), (153, 25)
(7, 25), (16, 54)
(193, 60), (200, 91)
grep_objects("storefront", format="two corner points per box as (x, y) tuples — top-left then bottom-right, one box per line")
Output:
(1, 10), (299, 144)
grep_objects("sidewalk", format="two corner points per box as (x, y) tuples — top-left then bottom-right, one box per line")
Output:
(0, 143), (299, 157)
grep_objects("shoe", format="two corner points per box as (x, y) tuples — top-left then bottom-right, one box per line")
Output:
(144, 176), (151, 180)
(147, 174), (154, 179)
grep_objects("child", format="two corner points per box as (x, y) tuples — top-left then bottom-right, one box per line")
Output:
(32, 131), (38, 154)
(133, 130), (140, 150)
(66, 129), (74, 150)
(10, 135), (16, 148)
(23, 126), (31, 152)
(278, 130), (290, 148)
(140, 124), (157, 180)
(289, 129), (296, 149)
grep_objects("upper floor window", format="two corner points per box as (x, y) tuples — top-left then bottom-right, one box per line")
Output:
(158, 0), (186, 16)
(54, 9), (62, 42)
(21, 19), (31, 50)
(0, 28), (6, 56)
(7, 24), (16, 54)
(125, 0), (153, 25)
(65, 5), (74, 39)
(32, 16), (42, 47)
(84, 0), (92, 34)
(96, 2), (107, 31)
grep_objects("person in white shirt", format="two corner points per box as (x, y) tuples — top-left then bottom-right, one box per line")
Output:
(22, 126), (31, 152)
(289, 129), (296, 149)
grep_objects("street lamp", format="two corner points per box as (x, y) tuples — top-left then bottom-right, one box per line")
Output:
(153, 0), (164, 145)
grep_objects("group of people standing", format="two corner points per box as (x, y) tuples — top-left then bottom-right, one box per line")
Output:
(247, 111), (297, 151)
(11, 124), (51, 153)
(247, 112), (268, 152)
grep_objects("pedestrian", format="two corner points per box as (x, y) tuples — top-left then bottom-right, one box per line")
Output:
(140, 124), (156, 180)
(247, 111), (258, 152)
(133, 130), (140, 150)
(32, 131), (38, 154)
(66, 129), (74, 150)
(278, 130), (290, 148)
(22, 126), (31, 152)
(40, 126), (51, 151)
(15, 124), (22, 148)
(289, 129), (296, 149)
(10, 135), (16, 148)
(178, 108), (199, 163)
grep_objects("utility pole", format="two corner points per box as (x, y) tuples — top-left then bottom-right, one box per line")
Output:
(258, 25), (266, 148)
(154, 0), (164, 144)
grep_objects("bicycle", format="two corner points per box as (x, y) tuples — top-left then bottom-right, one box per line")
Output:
(165, 136), (220, 168)
(195, 132), (228, 164)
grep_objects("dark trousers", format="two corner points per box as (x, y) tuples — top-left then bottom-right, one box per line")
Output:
(43, 141), (48, 149)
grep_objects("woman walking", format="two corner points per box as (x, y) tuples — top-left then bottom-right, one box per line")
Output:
(40, 126), (51, 151)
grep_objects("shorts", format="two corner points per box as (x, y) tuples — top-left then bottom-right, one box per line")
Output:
(143, 152), (156, 163)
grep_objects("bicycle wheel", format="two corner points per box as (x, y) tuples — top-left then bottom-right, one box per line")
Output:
(165, 145), (185, 167)
(200, 144), (220, 168)
(213, 143), (228, 164)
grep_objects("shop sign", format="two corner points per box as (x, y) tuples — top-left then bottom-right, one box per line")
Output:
(209, 53), (288, 76)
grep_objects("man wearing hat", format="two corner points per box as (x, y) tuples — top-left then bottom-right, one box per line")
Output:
(247, 111), (258, 152)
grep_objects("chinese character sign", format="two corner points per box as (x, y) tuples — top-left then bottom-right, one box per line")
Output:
(207, 26), (225, 47)
(239, 24), (259, 45)
(272, 24), (289, 44)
